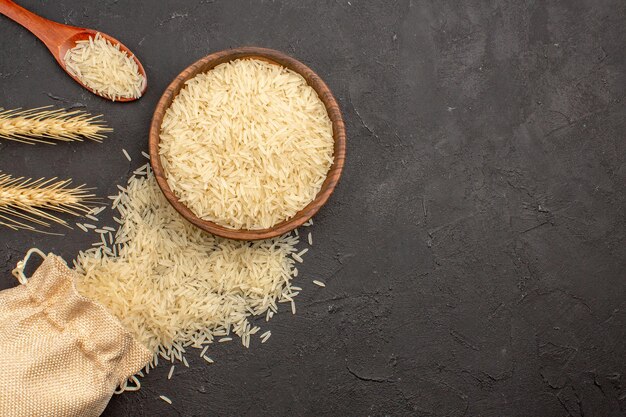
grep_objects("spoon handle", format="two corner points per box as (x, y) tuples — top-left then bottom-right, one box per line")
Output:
(0, 0), (73, 51)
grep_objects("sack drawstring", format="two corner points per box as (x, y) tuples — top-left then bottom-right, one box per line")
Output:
(11, 248), (47, 285)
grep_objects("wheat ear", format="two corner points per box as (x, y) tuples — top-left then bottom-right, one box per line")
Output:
(0, 106), (112, 144)
(0, 172), (97, 231)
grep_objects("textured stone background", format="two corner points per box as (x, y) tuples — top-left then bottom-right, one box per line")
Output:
(1, 1), (625, 416)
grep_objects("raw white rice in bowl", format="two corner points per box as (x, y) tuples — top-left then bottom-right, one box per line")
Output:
(158, 58), (334, 230)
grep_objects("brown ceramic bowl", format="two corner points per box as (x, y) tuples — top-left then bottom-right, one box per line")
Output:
(148, 47), (346, 240)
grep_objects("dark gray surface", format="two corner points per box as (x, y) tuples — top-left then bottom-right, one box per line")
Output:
(1, 0), (625, 416)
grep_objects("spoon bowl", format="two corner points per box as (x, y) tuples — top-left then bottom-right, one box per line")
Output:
(57, 30), (147, 102)
(0, 0), (147, 102)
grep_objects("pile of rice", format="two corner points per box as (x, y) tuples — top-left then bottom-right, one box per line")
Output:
(64, 33), (145, 100)
(159, 58), (334, 230)
(74, 164), (304, 361)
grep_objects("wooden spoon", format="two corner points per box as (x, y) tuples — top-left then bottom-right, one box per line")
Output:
(0, 0), (147, 102)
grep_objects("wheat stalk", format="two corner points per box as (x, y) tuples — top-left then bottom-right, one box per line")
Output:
(0, 106), (112, 144)
(0, 172), (97, 231)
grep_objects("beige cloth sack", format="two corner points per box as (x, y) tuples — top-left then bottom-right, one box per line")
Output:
(0, 249), (152, 417)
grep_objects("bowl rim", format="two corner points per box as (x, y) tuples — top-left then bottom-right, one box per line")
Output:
(148, 46), (346, 240)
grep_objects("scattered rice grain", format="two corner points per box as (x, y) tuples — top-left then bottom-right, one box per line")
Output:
(74, 171), (303, 363)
